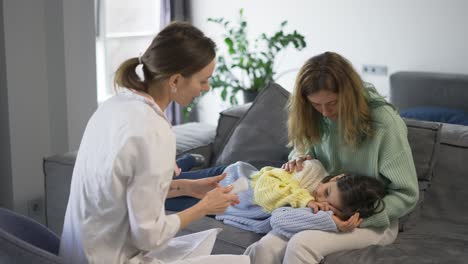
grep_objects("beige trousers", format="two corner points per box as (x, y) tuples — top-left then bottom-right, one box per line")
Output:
(244, 220), (398, 264)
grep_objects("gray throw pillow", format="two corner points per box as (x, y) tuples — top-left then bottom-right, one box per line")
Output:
(404, 118), (442, 181)
(215, 82), (291, 166)
(211, 103), (252, 165)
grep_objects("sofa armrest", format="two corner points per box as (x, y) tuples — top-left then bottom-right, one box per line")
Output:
(43, 152), (76, 235)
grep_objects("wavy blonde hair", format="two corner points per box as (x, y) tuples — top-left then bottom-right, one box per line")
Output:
(287, 52), (375, 153)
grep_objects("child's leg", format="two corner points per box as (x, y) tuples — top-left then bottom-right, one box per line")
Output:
(176, 165), (227, 180)
(165, 165), (227, 212)
(176, 154), (203, 172)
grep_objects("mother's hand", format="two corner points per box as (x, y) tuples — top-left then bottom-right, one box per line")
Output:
(187, 173), (227, 199)
(281, 154), (313, 172)
(332, 212), (362, 232)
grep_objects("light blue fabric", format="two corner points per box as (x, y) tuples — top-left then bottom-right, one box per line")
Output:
(216, 162), (338, 236)
(270, 207), (338, 239)
(216, 161), (272, 234)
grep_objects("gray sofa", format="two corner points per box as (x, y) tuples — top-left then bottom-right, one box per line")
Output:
(43, 71), (468, 263)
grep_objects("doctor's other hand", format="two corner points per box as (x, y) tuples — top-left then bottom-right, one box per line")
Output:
(198, 185), (239, 215)
(187, 173), (227, 199)
(281, 154), (313, 173)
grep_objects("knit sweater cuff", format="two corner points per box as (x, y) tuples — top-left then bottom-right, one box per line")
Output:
(361, 210), (390, 228)
(296, 193), (314, 208)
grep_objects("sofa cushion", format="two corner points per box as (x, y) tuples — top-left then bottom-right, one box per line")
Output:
(403, 118), (442, 181)
(400, 106), (468, 126)
(420, 123), (468, 226)
(215, 82), (291, 166)
(324, 229), (468, 264)
(389, 119), (441, 232)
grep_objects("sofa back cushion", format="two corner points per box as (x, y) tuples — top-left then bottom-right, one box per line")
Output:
(211, 103), (252, 165)
(215, 82), (290, 166)
(390, 71), (468, 112)
(404, 118), (442, 181)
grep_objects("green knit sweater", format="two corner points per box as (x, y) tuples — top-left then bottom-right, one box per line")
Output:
(292, 103), (419, 228)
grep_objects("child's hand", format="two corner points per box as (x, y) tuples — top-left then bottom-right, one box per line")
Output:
(332, 212), (362, 232)
(307, 200), (331, 213)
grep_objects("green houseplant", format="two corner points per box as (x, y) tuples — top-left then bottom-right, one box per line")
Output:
(209, 9), (307, 104)
(182, 9), (307, 121)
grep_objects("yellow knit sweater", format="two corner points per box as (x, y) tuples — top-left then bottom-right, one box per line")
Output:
(250, 167), (315, 213)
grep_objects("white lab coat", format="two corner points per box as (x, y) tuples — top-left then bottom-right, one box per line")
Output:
(59, 91), (248, 264)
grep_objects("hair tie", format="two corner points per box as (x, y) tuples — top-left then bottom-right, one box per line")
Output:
(138, 53), (143, 65)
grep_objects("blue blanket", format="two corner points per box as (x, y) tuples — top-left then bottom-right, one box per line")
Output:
(216, 162), (338, 236)
(216, 162), (271, 233)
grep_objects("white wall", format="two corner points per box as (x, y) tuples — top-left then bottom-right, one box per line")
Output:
(1, 0), (96, 222)
(190, 0), (468, 125)
(63, 0), (98, 151)
(3, 0), (52, 221)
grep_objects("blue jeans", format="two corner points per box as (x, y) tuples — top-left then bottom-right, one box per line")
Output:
(175, 154), (198, 172)
(165, 155), (227, 211)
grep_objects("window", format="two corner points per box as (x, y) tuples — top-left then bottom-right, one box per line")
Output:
(95, 0), (160, 102)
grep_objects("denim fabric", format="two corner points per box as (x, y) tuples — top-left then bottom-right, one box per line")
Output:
(165, 166), (227, 212)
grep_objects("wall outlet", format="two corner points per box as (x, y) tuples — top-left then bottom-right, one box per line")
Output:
(362, 64), (388, 76)
(27, 198), (44, 221)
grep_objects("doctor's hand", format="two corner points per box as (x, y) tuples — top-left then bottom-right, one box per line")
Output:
(197, 185), (240, 215)
(281, 154), (313, 173)
(187, 173), (227, 199)
(177, 185), (239, 229)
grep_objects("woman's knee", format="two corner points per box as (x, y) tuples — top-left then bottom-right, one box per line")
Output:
(257, 233), (287, 251)
(245, 233), (287, 263)
(284, 231), (326, 263)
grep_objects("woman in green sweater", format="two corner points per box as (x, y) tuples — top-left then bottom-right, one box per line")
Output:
(245, 51), (419, 264)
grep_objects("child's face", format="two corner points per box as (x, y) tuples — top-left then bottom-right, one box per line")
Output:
(312, 175), (344, 214)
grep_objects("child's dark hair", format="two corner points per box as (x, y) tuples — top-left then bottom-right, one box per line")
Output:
(322, 174), (386, 220)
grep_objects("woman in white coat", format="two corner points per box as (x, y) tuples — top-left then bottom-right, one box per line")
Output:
(59, 21), (249, 264)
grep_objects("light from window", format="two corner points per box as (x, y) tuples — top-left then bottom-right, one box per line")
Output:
(95, 0), (160, 103)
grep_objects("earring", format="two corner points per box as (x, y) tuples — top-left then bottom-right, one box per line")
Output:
(171, 86), (177, 93)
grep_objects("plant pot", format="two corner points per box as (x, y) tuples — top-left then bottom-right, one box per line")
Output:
(243, 90), (259, 103)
